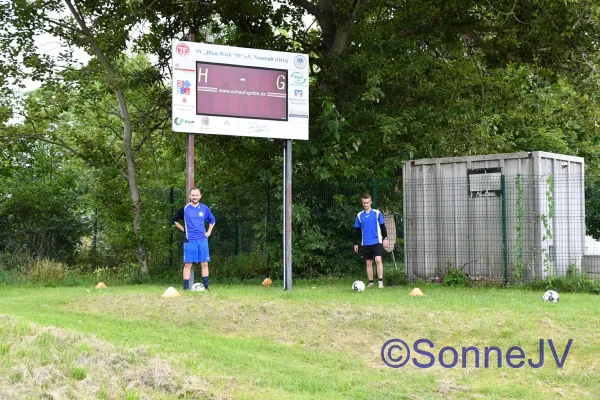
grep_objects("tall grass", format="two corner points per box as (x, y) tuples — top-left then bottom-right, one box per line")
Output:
(0, 282), (599, 398)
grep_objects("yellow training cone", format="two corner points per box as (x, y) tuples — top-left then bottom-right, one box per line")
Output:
(409, 288), (424, 297)
(95, 282), (108, 289)
(162, 287), (181, 298)
(262, 277), (273, 286)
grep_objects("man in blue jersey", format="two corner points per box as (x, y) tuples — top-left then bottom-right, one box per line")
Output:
(353, 193), (388, 288)
(172, 188), (216, 290)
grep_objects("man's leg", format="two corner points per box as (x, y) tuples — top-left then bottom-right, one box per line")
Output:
(183, 262), (192, 290)
(366, 259), (374, 288)
(201, 261), (209, 289)
(198, 239), (211, 289)
(183, 241), (198, 290)
(375, 256), (384, 288)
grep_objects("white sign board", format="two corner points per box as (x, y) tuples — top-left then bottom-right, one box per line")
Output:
(172, 41), (309, 140)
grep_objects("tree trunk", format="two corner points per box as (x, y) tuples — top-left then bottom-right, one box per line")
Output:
(117, 88), (148, 274)
(65, 0), (148, 274)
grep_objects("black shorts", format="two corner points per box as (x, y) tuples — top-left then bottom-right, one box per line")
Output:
(359, 243), (383, 260)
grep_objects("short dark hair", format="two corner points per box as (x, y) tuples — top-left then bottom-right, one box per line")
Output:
(362, 193), (371, 200)
(190, 187), (201, 194)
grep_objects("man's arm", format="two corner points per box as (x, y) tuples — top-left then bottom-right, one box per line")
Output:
(205, 207), (216, 238)
(380, 223), (388, 240)
(353, 215), (361, 252)
(378, 212), (389, 247)
(353, 227), (362, 246)
(353, 227), (362, 253)
(206, 223), (215, 238)
(380, 223), (389, 247)
(171, 207), (185, 233)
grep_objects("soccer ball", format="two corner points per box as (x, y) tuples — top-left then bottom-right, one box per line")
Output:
(352, 280), (366, 292)
(191, 282), (205, 292)
(543, 290), (559, 303)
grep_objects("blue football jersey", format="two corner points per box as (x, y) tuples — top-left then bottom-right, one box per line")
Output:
(354, 209), (385, 246)
(179, 203), (215, 241)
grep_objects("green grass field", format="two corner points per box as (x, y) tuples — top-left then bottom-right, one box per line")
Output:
(1, 281), (599, 399)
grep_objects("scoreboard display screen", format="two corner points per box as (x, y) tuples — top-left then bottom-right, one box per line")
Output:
(196, 62), (288, 121)
(172, 41), (308, 139)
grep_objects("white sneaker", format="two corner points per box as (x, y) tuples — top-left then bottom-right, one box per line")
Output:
(367, 282), (374, 288)
(378, 281), (384, 289)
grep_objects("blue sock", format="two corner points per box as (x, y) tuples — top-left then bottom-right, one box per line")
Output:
(183, 279), (189, 290)
(202, 276), (209, 289)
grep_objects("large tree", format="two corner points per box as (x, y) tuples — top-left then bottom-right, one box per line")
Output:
(2, 0), (600, 274)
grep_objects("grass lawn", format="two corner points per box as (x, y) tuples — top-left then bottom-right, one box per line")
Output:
(0, 280), (599, 399)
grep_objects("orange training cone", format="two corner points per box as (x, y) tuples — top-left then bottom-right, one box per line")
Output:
(95, 282), (108, 289)
(409, 288), (424, 296)
(262, 277), (273, 286)
(162, 287), (181, 298)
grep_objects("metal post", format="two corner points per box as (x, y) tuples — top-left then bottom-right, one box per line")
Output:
(235, 209), (240, 255)
(92, 208), (98, 270)
(372, 178), (378, 209)
(501, 175), (508, 287)
(265, 181), (270, 278)
(169, 187), (174, 270)
(185, 32), (195, 287)
(283, 139), (293, 290)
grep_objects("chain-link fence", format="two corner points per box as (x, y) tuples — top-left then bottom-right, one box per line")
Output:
(88, 179), (403, 279)
(5, 173), (600, 284)
(403, 171), (600, 284)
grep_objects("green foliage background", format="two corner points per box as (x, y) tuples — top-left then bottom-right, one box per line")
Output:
(1, 0), (600, 279)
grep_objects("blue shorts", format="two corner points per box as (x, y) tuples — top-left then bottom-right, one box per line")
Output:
(183, 240), (210, 263)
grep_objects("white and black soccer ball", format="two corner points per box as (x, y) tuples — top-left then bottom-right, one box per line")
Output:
(352, 280), (366, 292)
(543, 290), (560, 303)
(191, 282), (205, 292)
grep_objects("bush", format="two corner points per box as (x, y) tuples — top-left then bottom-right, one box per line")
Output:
(211, 252), (268, 280)
(443, 262), (470, 287)
(546, 274), (600, 294)
(0, 268), (26, 285)
(128, 269), (151, 285)
(385, 268), (406, 286)
(29, 259), (64, 286)
(0, 252), (35, 274)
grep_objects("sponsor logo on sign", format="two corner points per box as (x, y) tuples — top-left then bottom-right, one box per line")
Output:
(176, 43), (190, 56)
(174, 117), (194, 125)
(177, 80), (191, 95)
(201, 117), (210, 126)
(290, 72), (307, 85)
(294, 89), (303, 97)
(249, 123), (269, 135)
(294, 55), (307, 69)
(289, 109), (308, 118)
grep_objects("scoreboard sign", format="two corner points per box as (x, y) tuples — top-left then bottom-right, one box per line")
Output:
(172, 41), (309, 140)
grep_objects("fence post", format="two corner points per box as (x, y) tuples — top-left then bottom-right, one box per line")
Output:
(92, 208), (98, 270)
(372, 178), (378, 209)
(501, 175), (508, 287)
(265, 181), (270, 277)
(169, 187), (174, 270)
(235, 207), (240, 255)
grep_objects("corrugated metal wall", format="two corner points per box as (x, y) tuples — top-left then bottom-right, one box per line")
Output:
(403, 152), (585, 283)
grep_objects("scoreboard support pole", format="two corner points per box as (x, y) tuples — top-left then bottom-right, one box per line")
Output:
(283, 139), (293, 291)
(186, 32), (196, 287)
(186, 131), (195, 287)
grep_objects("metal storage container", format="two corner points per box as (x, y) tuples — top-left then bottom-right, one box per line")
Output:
(403, 152), (585, 283)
